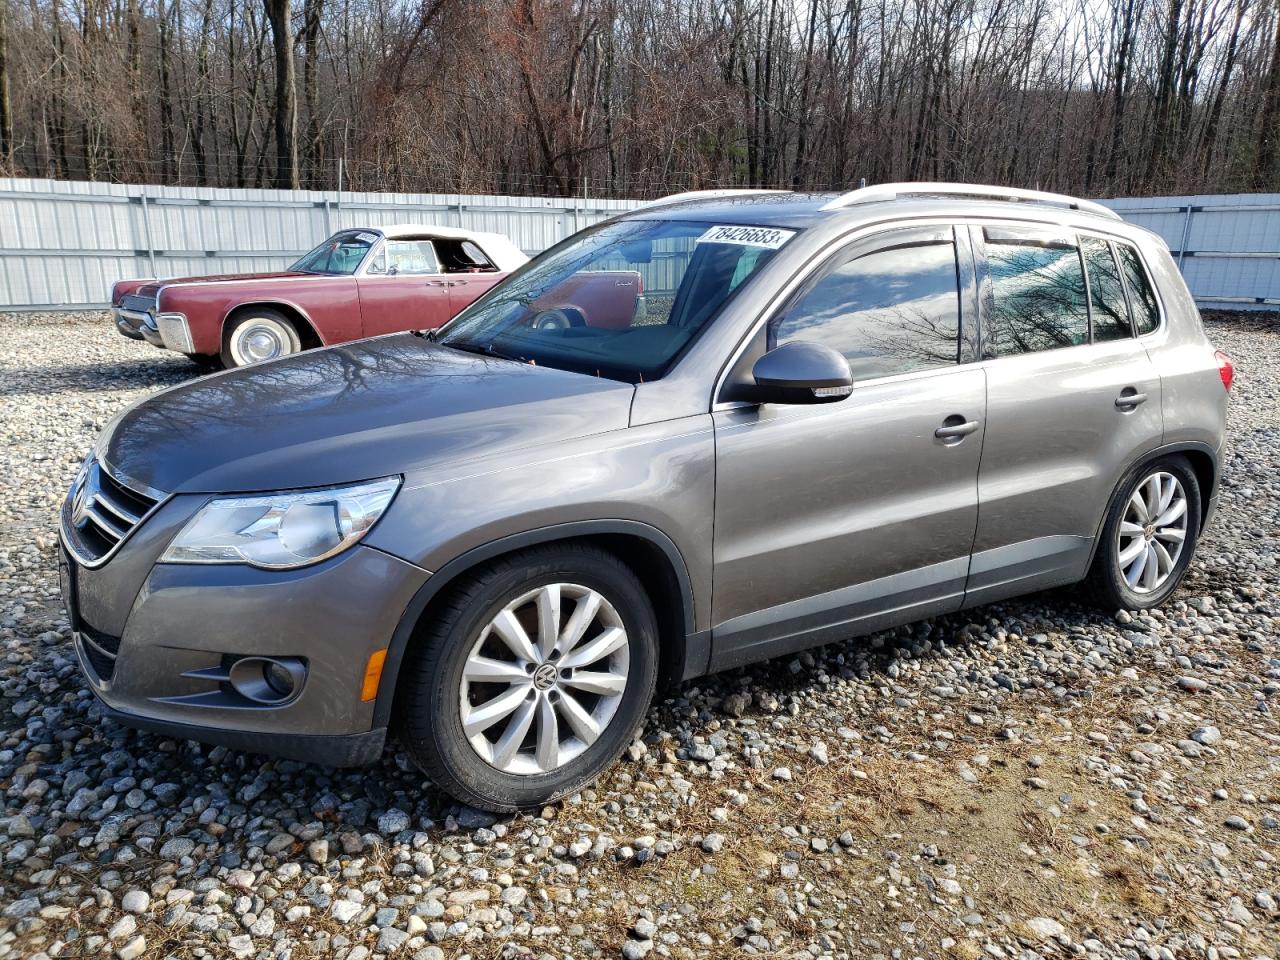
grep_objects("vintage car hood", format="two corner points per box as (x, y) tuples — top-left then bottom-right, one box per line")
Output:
(137, 272), (312, 297)
(98, 334), (635, 494)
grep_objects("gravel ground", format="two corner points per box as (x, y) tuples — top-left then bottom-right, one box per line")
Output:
(0, 310), (1277, 960)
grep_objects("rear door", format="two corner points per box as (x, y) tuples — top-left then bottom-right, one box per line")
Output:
(439, 239), (508, 315)
(710, 226), (987, 669)
(357, 239), (454, 335)
(965, 224), (1164, 605)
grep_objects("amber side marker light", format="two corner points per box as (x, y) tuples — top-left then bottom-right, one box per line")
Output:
(361, 649), (387, 701)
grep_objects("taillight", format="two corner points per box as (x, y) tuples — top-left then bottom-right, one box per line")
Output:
(1214, 350), (1233, 392)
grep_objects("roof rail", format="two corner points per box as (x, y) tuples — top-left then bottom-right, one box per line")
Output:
(819, 182), (1121, 221)
(637, 189), (787, 210)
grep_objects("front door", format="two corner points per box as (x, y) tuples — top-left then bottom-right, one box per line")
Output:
(710, 226), (987, 670)
(965, 224), (1165, 605)
(357, 239), (454, 335)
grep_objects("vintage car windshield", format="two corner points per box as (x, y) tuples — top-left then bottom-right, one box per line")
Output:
(290, 230), (378, 275)
(438, 219), (795, 383)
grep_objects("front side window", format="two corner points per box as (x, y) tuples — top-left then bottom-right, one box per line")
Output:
(382, 240), (441, 275)
(291, 230), (377, 275)
(1116, 243), (1161, 335)
(770, 237), (961, 380)
(1081, 237), (1132, 342)
(440, 219), (791, 382)
(984, 227), (1089, 356)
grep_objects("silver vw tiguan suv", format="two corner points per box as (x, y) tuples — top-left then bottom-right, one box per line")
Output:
(60, 183), (1232, 811)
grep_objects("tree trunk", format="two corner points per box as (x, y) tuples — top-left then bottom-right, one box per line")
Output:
(303, 0), (325, 184)
(1256, 0), (1280, 187)
(159, 0), (176, 182)
(0, 0), (12, 165)
(265, 0), (299, 189)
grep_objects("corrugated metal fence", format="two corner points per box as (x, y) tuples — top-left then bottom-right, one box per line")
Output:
(0, 179), (644, 310)
(1101, 193), (1280, 309)
(1, 178), (1277, 310)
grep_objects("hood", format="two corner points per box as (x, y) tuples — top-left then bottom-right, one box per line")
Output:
(99, 335), (635, 494)
(137, 272), (311, 297)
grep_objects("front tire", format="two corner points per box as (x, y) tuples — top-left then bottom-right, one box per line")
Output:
(221, 308), (302, 368)
(398, 544), (658, 812)
(1087, 455), (1201, 610)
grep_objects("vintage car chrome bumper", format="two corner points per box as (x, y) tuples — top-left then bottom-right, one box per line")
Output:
(113, 307), (149, 341)
(112, 306), (193, 353)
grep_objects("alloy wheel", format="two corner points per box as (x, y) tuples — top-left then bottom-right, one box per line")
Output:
(459, 583), (630, 775)
(1116, 471), (1188, 594)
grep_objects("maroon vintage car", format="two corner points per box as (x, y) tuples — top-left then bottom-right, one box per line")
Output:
(110, 225), (533, 368)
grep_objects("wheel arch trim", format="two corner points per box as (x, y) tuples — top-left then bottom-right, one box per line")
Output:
(1086, 440), (1218, 571)
(372, 519), (702, 729)
(222, 300), (326, 348)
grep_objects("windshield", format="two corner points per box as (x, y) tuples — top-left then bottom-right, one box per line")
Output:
(438, 219), (794, 382)
(290, 230), (378, 275)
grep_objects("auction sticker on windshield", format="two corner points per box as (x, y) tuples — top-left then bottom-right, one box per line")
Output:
(696, 225), (796, 249)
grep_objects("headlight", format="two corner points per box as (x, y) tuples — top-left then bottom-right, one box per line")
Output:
(160, 477), (400, 569)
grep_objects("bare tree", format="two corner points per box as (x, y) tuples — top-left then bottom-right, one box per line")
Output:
(1, 0), (1278, 195)
(0, 0), (12, 166)
(264, 0), (298, 188)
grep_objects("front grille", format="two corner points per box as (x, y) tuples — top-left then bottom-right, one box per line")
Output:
(63, 459), (160, 565)
(79, 622), (122, 681)
(120, 293), (156, 314)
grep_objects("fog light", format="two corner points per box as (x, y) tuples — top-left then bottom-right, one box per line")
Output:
(264, 661), (296, 698)
(228, 656), (307, 705)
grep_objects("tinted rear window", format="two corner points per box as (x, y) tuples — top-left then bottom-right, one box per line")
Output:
(984, 228), (1089, 356)
(1116, 244), (1161, 335)
(1081, 238), (1132, 343)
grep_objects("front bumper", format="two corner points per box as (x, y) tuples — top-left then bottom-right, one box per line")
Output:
(59, 508), (430, 761)
(113, 307), (148, 341)
(112, 306), (193, 352)
(105, 705), (387, 766)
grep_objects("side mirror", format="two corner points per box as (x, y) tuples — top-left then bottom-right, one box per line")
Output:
(750, 340), (853, 404)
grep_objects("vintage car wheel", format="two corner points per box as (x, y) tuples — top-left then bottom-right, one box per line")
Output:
(532, 308), (585, 330)
(222, 309), (303, 368)
(398, 544), (658, 812)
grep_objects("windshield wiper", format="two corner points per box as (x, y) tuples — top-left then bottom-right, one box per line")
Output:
(442, 339), (530, 364)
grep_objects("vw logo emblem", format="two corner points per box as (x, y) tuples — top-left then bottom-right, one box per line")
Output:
(532, 663), (558, 691)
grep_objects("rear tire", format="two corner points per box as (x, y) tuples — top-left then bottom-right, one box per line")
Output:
(1086, 455), (1201, 611)
(221, 308), (302, 368)
(398, 544), (658, 812)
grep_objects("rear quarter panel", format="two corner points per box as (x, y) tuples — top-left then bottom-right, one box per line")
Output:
(157, 277), (363, 354)
(1142, 245), (1230, 459)
(532, 272), (641, 329)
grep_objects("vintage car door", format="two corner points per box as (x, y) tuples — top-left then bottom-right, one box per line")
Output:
(357, 239), (455, 335)
(445, 273), (505, 316)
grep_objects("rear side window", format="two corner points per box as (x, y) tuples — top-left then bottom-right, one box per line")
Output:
(1081, 238), (1132, 342)
(1116, 244), (1161, 335)
(438, 239), (498, 273)
(983, 227), (1089, 356)
(770, 237), (961, 380)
